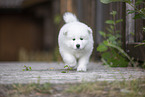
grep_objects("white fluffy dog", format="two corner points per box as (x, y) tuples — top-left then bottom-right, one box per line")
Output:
(58, 12), (94, 71)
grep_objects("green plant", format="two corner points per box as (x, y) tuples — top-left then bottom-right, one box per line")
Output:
(11, 82), (52, 96)
(54, 14), (61, 25)
(97, 11), (134, 67)
(100, 0), (145, 19)
(100, 0), (145, 46)
(61, 65), (73, 73)
(22, 65), (32, 71)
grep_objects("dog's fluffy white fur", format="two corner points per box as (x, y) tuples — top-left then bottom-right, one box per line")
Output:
(58, 12), (94, 71)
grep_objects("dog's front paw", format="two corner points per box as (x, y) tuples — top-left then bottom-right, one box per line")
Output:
(77, 66), (87, 72)
(69, 64), (76, 68)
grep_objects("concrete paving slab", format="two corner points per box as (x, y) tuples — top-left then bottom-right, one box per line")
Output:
(0, 62), (144, 84)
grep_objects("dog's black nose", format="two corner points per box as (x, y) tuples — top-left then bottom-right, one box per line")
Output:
(76, 44), (80, 49)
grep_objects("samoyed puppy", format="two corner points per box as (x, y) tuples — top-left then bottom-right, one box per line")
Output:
(58, 12), (94, 71)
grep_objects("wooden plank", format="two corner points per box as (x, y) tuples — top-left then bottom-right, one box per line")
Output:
(121, 2), (126, 50)
(67, 0), (73, 12)
(135, 18), (144, 42)
(60, 0), (74, 14)
(0, 14), (43, 61)
(60, 0), (67, 14)
(127, 43), (145, 61)
(135, 3), (145, 42)
(126, 1), (145, 61)
(22, 0), (48, 8)
(125, 0), (135, 43)
(52, 0), (60, 47)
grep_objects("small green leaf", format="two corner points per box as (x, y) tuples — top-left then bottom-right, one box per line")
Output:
(108, 36), (117, 42)
(110, 11), (117, 16)
(116, 34), (121, 38)
(105, 20), (115, 25)
(110, 25), (114, 30)
(133, 14), (145, 19)
(23, 65), (32, 71)
(64, 65), (69, 68)
(26, 67), (29, 71)
(127, 10), (136, 14)
(135, 0), (143, 5)
(115, 30), (120, 33)
(99, 31), (106, 38)
(29, 67), (32, 71)
(103, 40), (109, 45)
(130, 32), (134, 36)
(61, 71), (67, 73)
(106, 27), (113, 33)
(107, 34), (113, 37)
(54, 14), (61, 24)
(97, 43), (108, 52)
(116, 19), (123, 24)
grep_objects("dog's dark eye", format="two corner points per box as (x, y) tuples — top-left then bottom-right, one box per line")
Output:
(80, 38), (83, 40)
(72, 38), (75, 41)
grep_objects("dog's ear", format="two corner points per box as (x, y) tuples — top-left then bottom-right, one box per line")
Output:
(88, 27), (92, 34)
(63, 31), (67, 36)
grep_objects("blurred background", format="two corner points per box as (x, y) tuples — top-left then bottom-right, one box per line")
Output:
(0, 0), (144, 62)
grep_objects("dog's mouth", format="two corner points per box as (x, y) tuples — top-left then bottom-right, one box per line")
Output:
(75, 47), (84, 50)
(74, 47), (81, 50)
(76, 48), (81, 50)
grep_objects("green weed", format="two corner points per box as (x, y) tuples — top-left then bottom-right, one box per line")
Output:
(1, 78), (145, 97)
(61, 65), (73, 73)
(22, 65), (32, 71)
(1, 77), (52, 97)
(9, 83), (52, 97)
(100, 0), (145, 49)
(97, 11), (134, 67)
(66, 78), (145, 97)
(100, 0), (145, 19)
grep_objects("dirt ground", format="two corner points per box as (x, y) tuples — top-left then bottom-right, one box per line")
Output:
(0, 78), (145, 97)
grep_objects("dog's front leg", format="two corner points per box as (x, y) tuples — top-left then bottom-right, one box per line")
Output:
(62, 53), (77, 68)
(77, 56), (89, 72)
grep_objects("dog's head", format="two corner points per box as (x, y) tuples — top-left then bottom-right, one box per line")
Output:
(63, 22), (93, 50)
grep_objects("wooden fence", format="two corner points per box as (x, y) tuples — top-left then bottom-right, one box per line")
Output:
(60, 0), (145, 61)
(0, 0), (144, 61)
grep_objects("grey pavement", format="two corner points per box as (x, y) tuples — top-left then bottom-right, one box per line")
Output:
(0, 62), (145, 84)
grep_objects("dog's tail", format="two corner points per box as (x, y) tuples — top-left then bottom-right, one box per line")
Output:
(63, 12), (78, 23)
